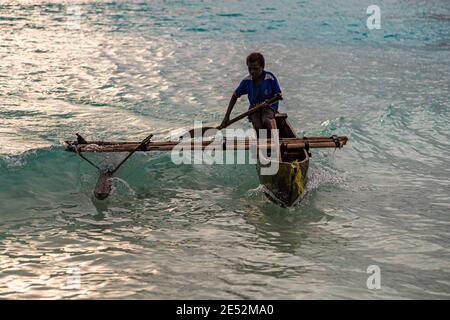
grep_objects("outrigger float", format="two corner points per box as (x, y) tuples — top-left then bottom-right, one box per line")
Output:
(65, 95), (348, 207)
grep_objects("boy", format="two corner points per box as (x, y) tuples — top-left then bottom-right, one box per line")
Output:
(220, 52), (282, 136)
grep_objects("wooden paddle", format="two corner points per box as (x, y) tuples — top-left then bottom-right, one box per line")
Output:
(186, 93), (283, 138)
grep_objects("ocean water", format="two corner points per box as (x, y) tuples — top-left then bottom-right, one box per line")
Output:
(0, 0), (449, 299)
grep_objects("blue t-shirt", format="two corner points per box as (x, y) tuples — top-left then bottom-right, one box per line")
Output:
(233, 70), (282, 110)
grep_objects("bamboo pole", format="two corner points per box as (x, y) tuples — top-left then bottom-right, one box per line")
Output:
(67, 136), (348, 153)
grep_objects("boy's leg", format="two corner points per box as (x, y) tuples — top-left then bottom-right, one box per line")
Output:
(249, 112), (263, 137)
(261, 108), (280, 160)
(261, 108), (276, 138)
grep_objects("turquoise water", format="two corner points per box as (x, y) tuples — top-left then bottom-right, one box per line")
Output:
(0, 0), (449, 299)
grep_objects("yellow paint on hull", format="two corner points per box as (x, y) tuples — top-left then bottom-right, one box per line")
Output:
(257, 149), (309, 207)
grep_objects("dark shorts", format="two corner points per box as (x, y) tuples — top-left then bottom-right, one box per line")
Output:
(249, 107), (276, 131)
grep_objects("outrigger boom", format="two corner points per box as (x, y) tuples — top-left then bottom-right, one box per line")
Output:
(66, 136), (348, 153)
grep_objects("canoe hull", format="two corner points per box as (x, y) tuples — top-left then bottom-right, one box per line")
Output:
(255, 113), (310, 207)
(257, 149), (309, 207)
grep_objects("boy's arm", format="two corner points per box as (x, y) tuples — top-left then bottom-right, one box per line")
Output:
(272, 74), (282, 95)
(220, 95), (238, 129)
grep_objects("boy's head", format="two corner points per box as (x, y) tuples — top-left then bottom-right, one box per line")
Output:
(246, 52), (265, 80)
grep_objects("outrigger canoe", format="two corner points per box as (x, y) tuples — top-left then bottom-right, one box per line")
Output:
(65, 116), (347, 206)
